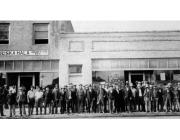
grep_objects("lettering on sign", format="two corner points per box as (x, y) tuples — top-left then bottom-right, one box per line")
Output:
(0, 50), (48, 56)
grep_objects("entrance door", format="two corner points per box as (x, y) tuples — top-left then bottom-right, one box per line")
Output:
(19, 75), (35, 91)
(131, 74), (143, 85)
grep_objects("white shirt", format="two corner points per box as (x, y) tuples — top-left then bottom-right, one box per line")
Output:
(138, 88), (142, 97)
(35, 91), (43, 100)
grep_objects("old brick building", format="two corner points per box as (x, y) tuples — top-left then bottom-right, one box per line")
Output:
(0, 21), (74, 89)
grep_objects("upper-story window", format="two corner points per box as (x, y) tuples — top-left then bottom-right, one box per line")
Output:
(0, 23), (9, 44)
(33, 23), (49, 44)
(69, 65), (82, 74)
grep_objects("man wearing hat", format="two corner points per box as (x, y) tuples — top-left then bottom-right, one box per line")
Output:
(144, 84), (151, 112)
(164, 84), (172, 112)
(136, 82), (144, 112)
(66, 84), (72, 114)
(124, 83), (133, 112)
(90, 84), (98, 113)
(71, 85), (77, 113)
(17, 86), (26, 116)
(130, 83), (137, 112)
(77, 84), (85, 113)
(27, 86), (35, 116)
(151, 85), (158, 112)
(0, 86), (5, 116)
(52, 84), (60, 114)
(7, 86), (17, 117)
(34, 86), (44, 115)
(97, 84), (105, 113)
(60, 87), (66, 114)
(44, 86), (53, 114)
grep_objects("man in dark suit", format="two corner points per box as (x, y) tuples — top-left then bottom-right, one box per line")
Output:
(77, 84), (85, 113)
(136, 83), (144, 112)
(108, 85), (115, 113)
(60, 87), (66, 114)
(17, 87), (27, 116)
(0, 86), (5, 116)
(71, 85), (77, 113)
(84, 85), (91, 113)
(66, 85), (72, 114)
(90, 85), (97, 113)
(97, 84), (105, 113)
(44, 87), (53, 114)
(124, 84), (133, 112)
(52, 84), (60, 114)
(114, 85), (121, 113)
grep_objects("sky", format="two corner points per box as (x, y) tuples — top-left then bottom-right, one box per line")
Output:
(72, 21), (180, 32)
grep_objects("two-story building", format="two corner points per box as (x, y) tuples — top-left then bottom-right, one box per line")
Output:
(59, 31), (180, 86)
(0, 21), (74, 90)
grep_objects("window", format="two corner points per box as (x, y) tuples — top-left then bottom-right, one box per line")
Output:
(0, 23), (9, 44)
(69, 65), (82, 74)
(33, 23), (48, 44)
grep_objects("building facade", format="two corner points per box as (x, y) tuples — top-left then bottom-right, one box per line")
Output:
(59, 31), (180, 87)
(0, 21), (74, 90)
(1, 21), (180, 89)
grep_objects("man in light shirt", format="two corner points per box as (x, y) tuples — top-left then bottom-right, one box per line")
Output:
(34, 86), (43, 115)
(27, 86), (35, 116)
(137, 83), (144, 112)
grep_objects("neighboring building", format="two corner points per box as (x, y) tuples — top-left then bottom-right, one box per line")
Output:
(0, 21), (74, 90)
(59, 31), (180, 86)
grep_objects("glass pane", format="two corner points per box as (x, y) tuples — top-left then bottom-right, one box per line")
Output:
(42, 60), (51, 71)
(5, 61), (13, 71)
(0, 61), (4, 70)
(159, 59), (167, 68)
(14, 61), (22, 71)
(0, 24), (9, 31)
(0, 31), (8, 40)
(51, 60), (59, 71)
(130, 59), (139, 68)
(35, 31), (48, 39)
(149, 59), (158, 68)
(34, 24), (48, 31)
(33, 60), (42, 71)
(168, 59), (178, 68)
(69, 65), (82, 74)
(23, 61), (33, 71)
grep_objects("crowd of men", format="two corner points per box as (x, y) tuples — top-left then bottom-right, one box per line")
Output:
(0, 81), (180, 117)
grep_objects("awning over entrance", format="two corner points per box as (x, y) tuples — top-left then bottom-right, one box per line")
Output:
(92, 58), (180, 71)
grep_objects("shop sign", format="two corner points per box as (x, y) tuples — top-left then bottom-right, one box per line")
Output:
(0, 50), (48, 56)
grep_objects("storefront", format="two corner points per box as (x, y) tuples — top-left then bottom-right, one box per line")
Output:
(59, 31), (180, 87)
(0, 60), (59, 90)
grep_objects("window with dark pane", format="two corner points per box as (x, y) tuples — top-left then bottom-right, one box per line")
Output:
(0, 61), (4, 70)
(5, 61), (13, 71)
(69, 65), (82, 74)
(33, 23), (48, 44)
(0, 23), (9, 44)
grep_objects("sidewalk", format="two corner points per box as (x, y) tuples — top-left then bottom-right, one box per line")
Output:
(1, 109), (180, 119)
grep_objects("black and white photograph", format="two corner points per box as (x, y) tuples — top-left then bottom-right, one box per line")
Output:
(1, 1), (180, 140)
(0, 20), (180, 119)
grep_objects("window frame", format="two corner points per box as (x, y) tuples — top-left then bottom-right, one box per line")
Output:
(33, 23), (49, 45)
(0, 23), (10, 45)
(69, 64), (83, 75)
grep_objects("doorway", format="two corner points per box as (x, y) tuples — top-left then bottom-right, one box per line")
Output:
(18, 74), (35, 92)
(131, 74), (143, 85)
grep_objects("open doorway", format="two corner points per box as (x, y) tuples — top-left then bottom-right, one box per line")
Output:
(131, 74), (143, 86)
(20, 76), (34, 91)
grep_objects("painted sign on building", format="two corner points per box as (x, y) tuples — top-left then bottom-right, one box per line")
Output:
(0, 50), (48, 56)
